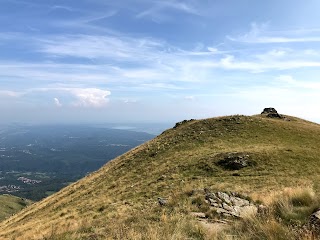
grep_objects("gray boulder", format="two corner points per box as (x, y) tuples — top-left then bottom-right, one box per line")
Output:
(157, 197), (167, 206)
(205, 191), (258, 218)
(216, 152), (254, 170)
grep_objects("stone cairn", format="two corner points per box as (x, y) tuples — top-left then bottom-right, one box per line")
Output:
(261, 107), (283, 119)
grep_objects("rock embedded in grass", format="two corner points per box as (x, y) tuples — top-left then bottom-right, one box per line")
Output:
(204, 191), (258, 218)
(216, 152), (255, 170)
(157, 197), (167, 206)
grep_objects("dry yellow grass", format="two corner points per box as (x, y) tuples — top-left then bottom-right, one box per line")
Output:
(1, 114), (320, 239)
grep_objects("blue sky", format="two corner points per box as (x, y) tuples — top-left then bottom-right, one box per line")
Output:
(1, 0), (320, 124)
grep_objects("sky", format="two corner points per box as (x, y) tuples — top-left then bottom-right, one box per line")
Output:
(1, 0), (320, 124)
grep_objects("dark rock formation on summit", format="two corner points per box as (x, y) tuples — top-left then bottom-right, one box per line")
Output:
(173, 119), (196, 128)
(261, 107), (283, 119)
(261, 107), (278, 114)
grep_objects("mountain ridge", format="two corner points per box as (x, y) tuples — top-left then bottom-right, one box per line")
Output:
(1, 113), (320, 239)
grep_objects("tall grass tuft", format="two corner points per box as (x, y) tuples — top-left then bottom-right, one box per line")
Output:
(273, 187), (319, 225)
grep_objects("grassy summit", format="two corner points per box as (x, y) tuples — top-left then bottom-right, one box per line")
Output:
(1, 114), (320, 239)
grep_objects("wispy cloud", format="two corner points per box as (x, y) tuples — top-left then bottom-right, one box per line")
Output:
(216, 54), (320, 72)
(50, 5), (76, 12)
(136, 0), (199, 22)
(2, 31), (320, 92)
(229, 22), (320, 43)
(0, 90), (22, 97)
(139, 82), (185, 90)
(276, 75), (320, 90)
(34, 33), (320, 74)
(160, 1), (199, 14)
(84, 11), (118, 23)
(38, 34), (165, 60)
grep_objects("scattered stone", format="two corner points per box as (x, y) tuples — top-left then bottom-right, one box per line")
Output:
(157, 197), (167, 206)
(205, 191), (258, 218)
(190, 212), (206, 219)
(308, 209), (320, 235)
(216, 152), (255, 170)
(157, 175), (166, 181)
(257, 204), (269, 215)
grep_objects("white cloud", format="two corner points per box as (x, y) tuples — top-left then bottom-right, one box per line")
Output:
(54, 97), (62, 107)
(69, 88), (111, 107)
(28, 87), (111, 108)
(207, 47), (218, 53)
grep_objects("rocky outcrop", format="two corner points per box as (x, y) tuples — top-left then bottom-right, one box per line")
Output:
(261, 107), (284, 119)
(205, 191), (259, 218)
(266, 113), (283, 119)
(173, 119), (196, 128)
(261, 107), (278, 114)
(216, 152), (254, 170)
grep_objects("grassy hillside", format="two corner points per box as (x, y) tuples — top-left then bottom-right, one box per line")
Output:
(0, 195), (33, 221)
(1, 114), (320, 239)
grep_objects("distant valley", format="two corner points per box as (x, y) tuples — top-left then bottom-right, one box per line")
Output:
(0, 124), (155, 200)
